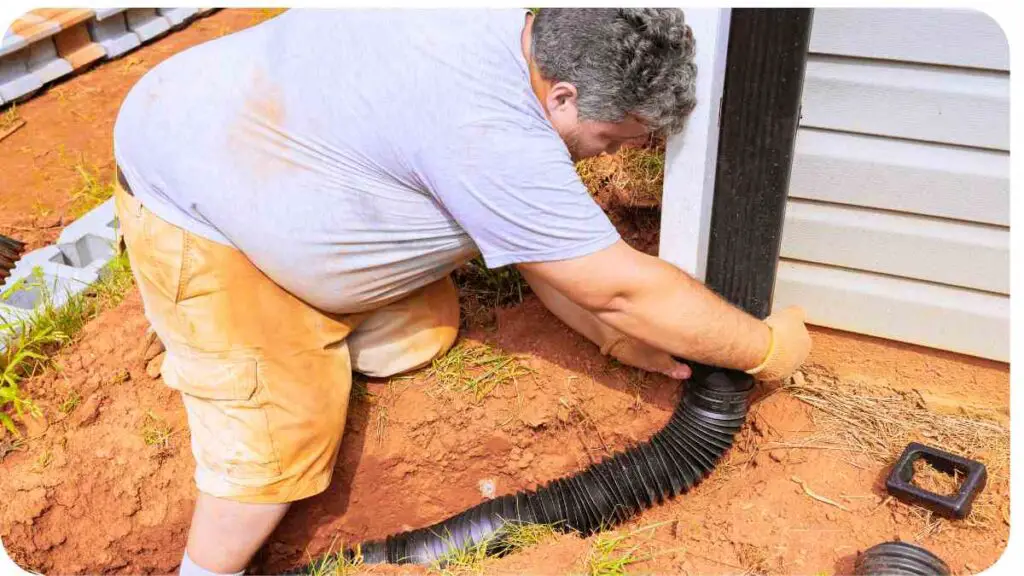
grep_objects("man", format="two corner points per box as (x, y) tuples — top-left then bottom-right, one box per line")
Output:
(113, 8), (811, 575)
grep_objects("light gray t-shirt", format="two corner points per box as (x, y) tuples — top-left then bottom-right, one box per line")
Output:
(114, 9), (620, 313)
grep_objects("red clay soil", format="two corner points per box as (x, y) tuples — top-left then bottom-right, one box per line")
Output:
(0, 8), (1011, 576)
(0, 292), (1010, 575)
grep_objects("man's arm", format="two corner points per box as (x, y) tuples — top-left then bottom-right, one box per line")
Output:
(520, 267), (691, 379)
(517, 239), (809, 377)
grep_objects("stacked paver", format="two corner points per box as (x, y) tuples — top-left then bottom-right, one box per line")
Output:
(1, 8), (216, 105)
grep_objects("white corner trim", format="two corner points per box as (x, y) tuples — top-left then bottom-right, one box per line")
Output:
(658, 8), (730, 282)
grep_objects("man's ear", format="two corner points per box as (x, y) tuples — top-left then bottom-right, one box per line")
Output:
(545, 81), (578, 114)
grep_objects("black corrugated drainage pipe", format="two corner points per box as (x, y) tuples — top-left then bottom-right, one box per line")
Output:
(293, 364), (754, 570)
(854, 542), (951, 576)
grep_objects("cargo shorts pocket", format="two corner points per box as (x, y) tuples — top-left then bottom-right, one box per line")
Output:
(163, 351), (283, 485)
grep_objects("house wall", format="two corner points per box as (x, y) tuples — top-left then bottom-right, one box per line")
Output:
(770, 8), (1010, 362)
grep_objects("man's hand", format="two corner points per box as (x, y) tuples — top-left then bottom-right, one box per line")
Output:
(602, 335), (691, 380)
(745, 306), (812, 382)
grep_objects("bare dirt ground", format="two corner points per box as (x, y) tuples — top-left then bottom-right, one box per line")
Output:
(0, 8), (1011, 576)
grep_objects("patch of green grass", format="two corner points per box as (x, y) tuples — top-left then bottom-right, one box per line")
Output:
(430, 521), (558, 575)
(0, 104), (21, 133)
(500, 521), (558, 551)
(0, 250), (135, 436)
(426, 341), (532, 402)
(32, 447), (53, 472)
(452, 256), (529, 329)
(584, 521), (676, 576)
(68, 162), (116, 219)
(576, 141), (667, 207)
(453, 257), (528, 308)
(140, 410), (173, 447)
(0, 435), (26, 461)
(350, 377), (372, 402)
(304, 538), (364, 576)
(58, 390), (81, 414)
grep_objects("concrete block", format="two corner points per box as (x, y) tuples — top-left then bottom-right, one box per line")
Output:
(50, 234), (115, 277)
(26, 35), (73, 84)
(0, 48), (43, 103)
(124, 9), (172, 43)
(54, 21), (105, 70)
(87, 11), (141, 59)
(59, 198), (117, 245)
(158, 8), (199, 29)
(93, 8), (127, 22)
(0, 269), (82, 312)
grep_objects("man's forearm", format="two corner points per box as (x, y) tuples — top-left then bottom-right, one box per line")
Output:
(592, 254), (772, 371)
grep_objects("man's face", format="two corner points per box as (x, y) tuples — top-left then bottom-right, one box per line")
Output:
(558, 115), (653, 162)
(542, 82), (652, 162)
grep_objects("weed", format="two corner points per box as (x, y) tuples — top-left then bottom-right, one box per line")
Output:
(500, 522), (557, 551)
(119, 56), (145, 75)
(68, 162), (116, 219)
(576, 141), (666, 207)
(140, 410), (173, 448)
(426, 341), (532, 402)
(372, 401), (390, 447)
(31, 200), (54, 221)
(32, 447), (53, 472)
(0, 435), (26, 461)
(59, 389), (81, 414)
(304, 537), (364, 576)
(584, 521), (675, 576)
(350, 377), (372, 402)
(429, 521), (554, 575)
(0, 275), (63, 435)
(0, 104), (23, 135)
(452, 256), (529, 328)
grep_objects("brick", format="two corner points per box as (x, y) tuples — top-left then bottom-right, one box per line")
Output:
(124, 9), (171, 43)
(54, 21), (105, 70)
(86, 11), (141, 59)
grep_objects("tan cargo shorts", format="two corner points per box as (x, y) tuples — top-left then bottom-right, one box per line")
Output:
(114, 183), (459, 504)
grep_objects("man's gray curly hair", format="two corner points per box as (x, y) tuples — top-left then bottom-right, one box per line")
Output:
(531, 8), (697, 135)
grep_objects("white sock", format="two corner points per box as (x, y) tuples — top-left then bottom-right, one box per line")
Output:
(179, 550), (245, 576)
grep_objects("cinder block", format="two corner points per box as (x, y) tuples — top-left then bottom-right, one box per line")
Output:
(87, 11), (141, 59)
(54, 20), (105, 70)
(93, 8), (127, 22)
(158, 8), (199, 29)
(0, 48), (43, 103)
(124, 9), (172, 43)
(0, 269), (82, 312)
(50, 234), (115, 276)
(26, 35), (73, 84)
(59, 198), (117, 245)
